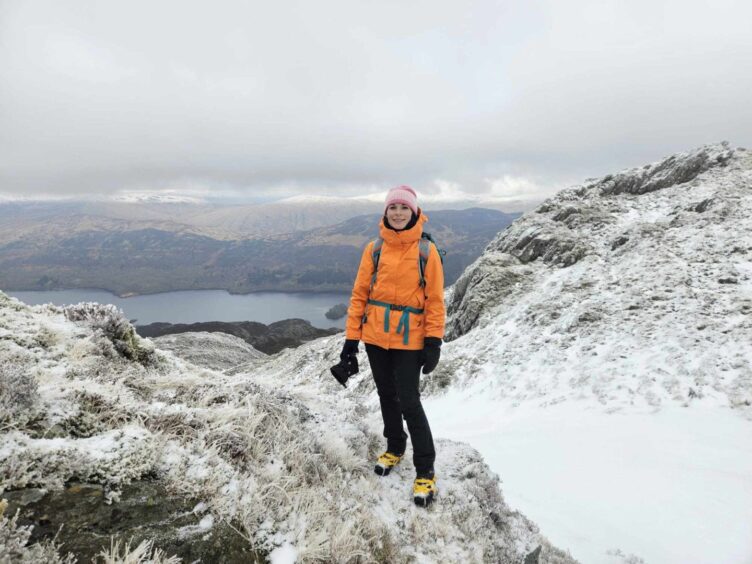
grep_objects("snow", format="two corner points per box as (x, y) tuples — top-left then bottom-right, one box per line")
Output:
(0, 295), (563, 563)
(268, 540), (298, 564)
(425, 389), (752, 564)
(4, 143), (751, 563)
(111, 192), (206, 204)
(422, 144), (752, 563)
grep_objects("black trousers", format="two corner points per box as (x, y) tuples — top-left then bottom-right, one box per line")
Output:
(366, 344), (435, 476)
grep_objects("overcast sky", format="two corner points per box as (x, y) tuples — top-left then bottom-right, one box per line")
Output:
(1, 0), (751, 203)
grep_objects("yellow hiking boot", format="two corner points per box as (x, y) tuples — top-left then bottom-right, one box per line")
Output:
(413, 474), (437, 507)
(374, 451), (403, 476)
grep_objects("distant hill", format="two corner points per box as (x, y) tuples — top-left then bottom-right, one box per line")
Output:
(0, 208), (519, 296)
(137, 319), (339, 355)
(0, 196), (531, 242)
(0, 199), (379, 241)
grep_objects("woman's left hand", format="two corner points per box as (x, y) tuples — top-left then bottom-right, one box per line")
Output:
(421, 337), (442, 374)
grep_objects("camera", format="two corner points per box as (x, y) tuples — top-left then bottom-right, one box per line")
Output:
(330, 354), (359, 387)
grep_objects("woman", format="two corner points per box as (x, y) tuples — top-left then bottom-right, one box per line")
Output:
(340, 185), (445, 507)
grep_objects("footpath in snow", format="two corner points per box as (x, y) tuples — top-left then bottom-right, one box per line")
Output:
(425, 388), (752, 564)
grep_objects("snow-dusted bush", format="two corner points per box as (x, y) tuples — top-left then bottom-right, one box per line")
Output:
(0, 427), (163, 492)
(60, 390), (136, 438)
(0, 358), (39, 427)
(1, 293), (573, 563)
(0, 500), (75, 564)
(62, 302), (155, 365)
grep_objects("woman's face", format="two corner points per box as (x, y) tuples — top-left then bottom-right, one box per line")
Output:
(386, 203), (412, 230)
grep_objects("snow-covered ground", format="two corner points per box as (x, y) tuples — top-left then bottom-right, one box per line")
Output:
(4, 142), (751, 563)
(0, 297), (572, 563)
(425, 387), (752, 563)
(421, 143), (752, 563)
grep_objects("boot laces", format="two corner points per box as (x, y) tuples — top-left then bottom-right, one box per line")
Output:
(413, 477), (437, 494)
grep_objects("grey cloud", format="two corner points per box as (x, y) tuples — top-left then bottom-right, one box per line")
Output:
(1, 0), (750, 200)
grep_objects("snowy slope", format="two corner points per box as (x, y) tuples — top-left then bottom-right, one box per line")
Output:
(427, 142), (752, 563)
(0, 296), (573, 563)
(443, 142), (752, 410)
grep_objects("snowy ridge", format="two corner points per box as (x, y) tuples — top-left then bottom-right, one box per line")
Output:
(152, 332), (268, 372)
(110, 193), (207, 204)
(0, 295), (573, 563)
(442, 142), (752, 411)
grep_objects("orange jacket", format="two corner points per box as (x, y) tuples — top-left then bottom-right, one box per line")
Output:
(345, 211), (445, 350)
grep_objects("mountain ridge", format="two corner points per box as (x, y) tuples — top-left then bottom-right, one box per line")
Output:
(0, 208), (518, 296)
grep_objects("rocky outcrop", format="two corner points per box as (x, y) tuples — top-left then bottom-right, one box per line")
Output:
(445, 252), (533, 341)
(594, 143), (734, 196)
(136, 318), (338, 354)
(4, 482), (261, 563)
(325, 303), (348, 320)
(491, 220), (592, 267)
(446, 143), (744, 342)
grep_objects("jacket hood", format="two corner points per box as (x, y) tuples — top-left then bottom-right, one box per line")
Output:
(379, 209), (428, 244)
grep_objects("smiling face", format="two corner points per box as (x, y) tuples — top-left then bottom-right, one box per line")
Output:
(386, 203), (413, 230)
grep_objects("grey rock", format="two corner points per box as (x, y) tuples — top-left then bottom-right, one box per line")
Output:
(595, 143), (734, 196)
(551, 206), (616, 230)
(490, 220), (591, 267)
(446, 252), (531, 341)
(4, 481), (263, 563)
(611, 235), (629, 250)
(444, 142), (746, 342)
(525, 545), (543, 564)
(690, 198), (715, 213)
(325, 303), (348, 320)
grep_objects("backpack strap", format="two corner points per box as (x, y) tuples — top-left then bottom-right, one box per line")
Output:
(369, 237), (384, 292)
(371, 233), (441, 293)
(418, 237), (432, 289)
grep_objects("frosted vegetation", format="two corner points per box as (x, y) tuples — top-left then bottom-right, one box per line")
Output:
(0, 293), (570, 562)
(2, 142), (750, 562)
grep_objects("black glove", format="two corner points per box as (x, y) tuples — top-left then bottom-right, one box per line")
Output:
(421, 337), (442, 374)
(340, 339), (359, 360)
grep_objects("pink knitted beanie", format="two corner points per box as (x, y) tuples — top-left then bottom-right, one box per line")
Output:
(384, 185), (418, 215)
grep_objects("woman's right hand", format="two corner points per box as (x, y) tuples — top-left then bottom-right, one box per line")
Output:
(341, 339), (359, 359)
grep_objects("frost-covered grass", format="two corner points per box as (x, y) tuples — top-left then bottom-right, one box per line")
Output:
(98, 538), (181, 564)
(0, 294), (567, 563)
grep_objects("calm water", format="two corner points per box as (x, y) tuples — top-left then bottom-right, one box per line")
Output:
(7, 289), (350, 330)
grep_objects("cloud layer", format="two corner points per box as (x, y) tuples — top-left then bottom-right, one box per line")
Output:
(1, 0), (750, 202)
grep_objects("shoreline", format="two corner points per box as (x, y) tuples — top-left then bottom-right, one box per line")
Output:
(5, 286), (353, 300)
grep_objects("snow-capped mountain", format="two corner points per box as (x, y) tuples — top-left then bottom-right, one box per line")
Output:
(442, 142), (751, 410)
(111, 193), (207, 204)
(0, 297), (572, 563)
